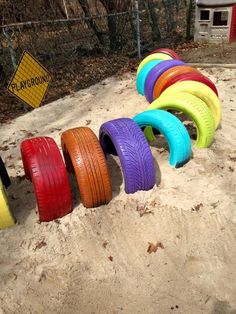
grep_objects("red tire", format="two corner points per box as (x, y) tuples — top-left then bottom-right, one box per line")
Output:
(163, 72), (219, 96)
(20, 137), (72, 222)
(150, 48), (181, 60)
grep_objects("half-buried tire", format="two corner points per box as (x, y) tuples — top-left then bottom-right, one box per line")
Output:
(163, 72), (219, 96)
(0, 156), (11, 189)
(99, 118), (156, 194)
(161, 81), (221, 129)
(144, 60), (185, 103)
(61, 127), (112, 208)
(20, 137), (72, 222)
(137, 53), (173, 74)
(145, 92), (215, 148)
(133, 110), (192, 167)
(150, 48), (181, 60)
(0, 178), (15, 229)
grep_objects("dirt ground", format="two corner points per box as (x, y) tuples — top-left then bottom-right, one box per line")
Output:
(0, 67), (236, 314)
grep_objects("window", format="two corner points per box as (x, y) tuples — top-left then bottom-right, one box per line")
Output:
(200, 10), (210, 20)
(213, 11), (228, 26)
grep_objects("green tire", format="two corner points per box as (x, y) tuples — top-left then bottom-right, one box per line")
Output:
(145, 92), (215, 148)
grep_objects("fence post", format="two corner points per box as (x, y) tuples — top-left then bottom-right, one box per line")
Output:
(2, 28), (17, 70)
(3, 27), (29, 112)
(135, 0), (141, 60)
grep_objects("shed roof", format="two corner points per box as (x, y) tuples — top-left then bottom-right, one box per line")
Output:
(197, 0), (236, 6)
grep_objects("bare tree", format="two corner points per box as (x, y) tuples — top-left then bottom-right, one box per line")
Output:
(161, 0), (176, 33)
(78, 0), (106, 45)
(186, 0), (193, 40)
(144, 0), (161, 41)
(99, 0), (133, 50)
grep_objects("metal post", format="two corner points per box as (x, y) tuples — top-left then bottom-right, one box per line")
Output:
(2, 28), (17, 70)
(135, 0), (141, 60)
(62, 0), (69, 19)
(3, 27), (29, 112)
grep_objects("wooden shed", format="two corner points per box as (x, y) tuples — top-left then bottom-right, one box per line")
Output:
(194, 0), (236, 43)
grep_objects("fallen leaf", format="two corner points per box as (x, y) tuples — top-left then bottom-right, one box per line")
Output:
(34, 241), (47, 251)
(102, 241), (108, 249)
(147, 242), (164, 254)
(191, 203), (203, 212)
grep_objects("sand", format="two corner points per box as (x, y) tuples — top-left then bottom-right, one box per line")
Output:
(0, 68), (236, 314)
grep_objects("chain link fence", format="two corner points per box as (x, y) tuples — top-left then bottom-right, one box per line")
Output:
(0, 0), (235, 118)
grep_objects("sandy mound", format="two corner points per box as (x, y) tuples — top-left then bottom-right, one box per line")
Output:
(0, 68), (236, 314)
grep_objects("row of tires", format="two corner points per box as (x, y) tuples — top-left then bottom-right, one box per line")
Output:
(136, 48), (222, 149)
(0, 108), (192, 228)
(0, 48), (221, 229)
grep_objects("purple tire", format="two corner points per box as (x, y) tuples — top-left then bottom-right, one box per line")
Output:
(144, 60), (185, 103)
(99, 118), (156, 194)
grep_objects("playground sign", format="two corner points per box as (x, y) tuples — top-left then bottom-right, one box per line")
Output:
(7, 51), (51, 108)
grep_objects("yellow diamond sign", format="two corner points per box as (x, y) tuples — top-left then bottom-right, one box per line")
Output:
(8, 51), (52, 109)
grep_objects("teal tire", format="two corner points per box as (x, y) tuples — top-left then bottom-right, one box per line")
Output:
(136, 60), (162, 95)
(133, 110), (192, 167)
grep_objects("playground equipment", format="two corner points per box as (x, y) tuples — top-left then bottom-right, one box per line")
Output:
(0, 179), (15, 229)
(150, 48), (181, 60)
(20, 137), (72, 222)
(99, 118), (156, 193)
(136, 47), (221, 148)
(133, 110), (192, 167)
(0, 156), (11, 189)
(0, 159), (15, 229)
(61, 127), (112, 208)
(145, 93), (215, 148)
(0, 48), (222, 228)
(144, 60), (185, 103)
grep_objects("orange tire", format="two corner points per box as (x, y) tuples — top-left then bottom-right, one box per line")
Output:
(153, 65), (199, 99)
(61, 127), (112, 208)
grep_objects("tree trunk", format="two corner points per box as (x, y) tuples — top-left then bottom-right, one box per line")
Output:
(78, 0), (106, 46)
(162, 0), (175, 33)
(186, 0), (193, 40)
(99, 0), (119, 51)
(144, 0), (161, 41)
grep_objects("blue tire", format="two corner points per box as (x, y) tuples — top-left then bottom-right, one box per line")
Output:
(136, 60), (162, 96)
(133, 110), (192, 167)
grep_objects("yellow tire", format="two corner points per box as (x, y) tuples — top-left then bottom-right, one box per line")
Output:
(160, 81), (221, 129)
(137, 53), (173, 74)
(0, 179), (15, 229)
(145, 92), (215, 148)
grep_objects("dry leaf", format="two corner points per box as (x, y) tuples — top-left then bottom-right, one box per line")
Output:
(191, 203), (203, 212)
(147, 242), (164, 254)
(34, 241), (47, 251)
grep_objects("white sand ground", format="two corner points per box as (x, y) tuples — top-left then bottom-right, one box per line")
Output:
(0, 68), (235, 314)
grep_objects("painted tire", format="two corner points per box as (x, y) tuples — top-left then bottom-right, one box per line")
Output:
(136, 60), (162, 95)
(137, 53), (173, 74)
(133, 110), (191, 167)
(21, 137), (72, 222)
(164, 72), (219, 96)
(0, 179), (15, 229)
(99, 118), (156, 193)
(0, 156), (11, 189)
(150, 48), (181, 60)
(161, 81), (222, 129)
(61, 127), (112, 208)
(146, 92), (215, 148)
(153, 65), (199, 99)
(144, 60), (185, 103)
